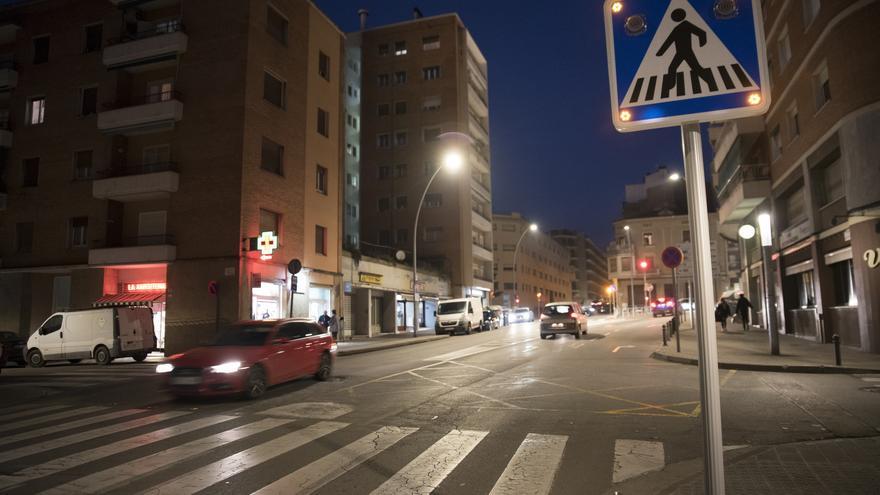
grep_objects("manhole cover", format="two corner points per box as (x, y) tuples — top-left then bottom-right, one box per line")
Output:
(859, 386), (880, 393)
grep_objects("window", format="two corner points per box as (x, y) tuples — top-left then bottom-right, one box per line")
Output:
(378, 197), (390, 211)
(143, 144), (171, 165)
(395, 131), (408, 147)
(782, 186), (807, 227)
(346, 113), (358, 129)
(27, 96), (45, 125)
(377, 133), (391, 149)
(643, 232), (654, 246)
(817, 157), (844, 206)
(423, 127), (441, 142)
(315, 225), (327, 255)
(40, 315), (63, 335)
(346, 203), (358, 218)
(33, 36), (49, 64)
(777, 27), (791, 70)
(830, 259), (855, 306)
(316, 165), (328, 194)
(84, 24), (102, 53)
(73, 150), (93, 180)
(263, 71), (286, 108)
(278, 322), (313, 340)
(69, 217), (88, 248)
(396, 229), (408, 244)
(346, 173), (358, 187)
(318, 51), (330, 81)
(422, 96), (441, 111)
(378, 165), (391, 179)
(425, 193), (442, 208)
(422, 66), (441, 80)
(502, 244), (515, 252)
(22, 158), (39, 187)
(378, 43), (389, 56)
(261, 137), (284, 175)
(787, 104), (800, 139)
(682, 230), (691, 243)
(394, 163), (407, 177)
(813, 62), (831, 110)
(267, 6), (288, 45)
(147, 80), (174, 102)
(802, 0), (820, 28)
(259, 209), (279, 236)
(501, 224), (516, 232)
(80, 87), (97, 116)
(622, 256), (633, 272)
(377, 103), (390, 116)
(317, 108), (329, 137)
(424, 161), (437, 176)
(424, 227), (443, 242)
(394, 41), (407, 56)
(422, 35), (440, 50)
(504, 282), (514, 290)
(394, 101), (407, 115)
(395, 195), (408, 210)
(377, 73), (390, 87)
(795, 270), (816, 307)
(770, 125), (782, 161)
(16, 222), (34, 254)
(346, 144), (358, 157)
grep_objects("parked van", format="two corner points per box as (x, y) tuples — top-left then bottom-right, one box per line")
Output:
(434, 297), (484, 335)
(26, 307), (156, 367)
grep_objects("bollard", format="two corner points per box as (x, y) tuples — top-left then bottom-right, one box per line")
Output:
(832, 334), (842, 366)
(662, 324), (667, 346)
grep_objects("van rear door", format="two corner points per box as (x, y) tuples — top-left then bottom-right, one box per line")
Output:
(116, 307), (155, 353)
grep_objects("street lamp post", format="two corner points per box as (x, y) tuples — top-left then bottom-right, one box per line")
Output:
(738, 219), (778, 355)
(624, 225), (634, 314)
(640, 259), (649, 306)
(513, 223), (538, 308)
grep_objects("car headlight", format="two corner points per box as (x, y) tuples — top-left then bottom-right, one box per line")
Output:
(210, 361), (242, 374)
(156, 363), (174, 374)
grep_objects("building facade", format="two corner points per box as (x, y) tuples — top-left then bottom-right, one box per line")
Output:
(492, 213), (573, 311)
(711, 0), (880, 351)
(353, 13), (493, 305)
(550, 229), (610, 305)
(0, 0), (345, 354)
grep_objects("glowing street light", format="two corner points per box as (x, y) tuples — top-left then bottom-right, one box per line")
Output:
(669, 172), (681, 181)
(514, 222), (539, 308)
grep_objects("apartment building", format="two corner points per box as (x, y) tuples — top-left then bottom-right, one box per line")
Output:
(550, 229), (610, 305)
(492, 213), (573, 311)
(0, 0), (344, 354)
(710, 0), (880, 352)
(353, 12), (493, 310)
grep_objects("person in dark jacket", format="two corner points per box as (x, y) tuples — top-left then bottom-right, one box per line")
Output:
(715, 298), (732, 332)
(736, 294), (753, 331)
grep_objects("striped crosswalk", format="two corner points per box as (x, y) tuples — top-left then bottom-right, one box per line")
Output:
(625, 63), (756, 106)
(0, 403), (661, 494)
(0, 364), (160, 396)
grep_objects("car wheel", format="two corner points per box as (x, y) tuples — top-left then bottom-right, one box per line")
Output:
(315, 352), (332, 381)
(94, 345), (112, 366)
(540, 334), (548, 340)
(465, 327), (471, 335)
(68, 359), (82, 364)
(574, 331), (581, 340)
(244, 365), (267, 400)
(132, 352), (148, 363)
(27, 349), (45, 368)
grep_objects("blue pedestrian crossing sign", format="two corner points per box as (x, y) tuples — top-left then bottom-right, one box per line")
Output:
(604, 0), (770, 132)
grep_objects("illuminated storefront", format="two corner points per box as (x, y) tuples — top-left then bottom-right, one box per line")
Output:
(94, 265), (168, 348)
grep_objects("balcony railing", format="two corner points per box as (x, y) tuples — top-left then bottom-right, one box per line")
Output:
(107, 21), (185, 46)
(97, 161), (178, 179)
(103, 90), (184, 111)
(716, 163), (770, 201)
(468, 78), (489, 108)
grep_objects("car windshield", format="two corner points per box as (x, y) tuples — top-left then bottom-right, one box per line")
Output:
(514, 308), (530, 314)
(543, 305), (573, 316)
(212, 325), (273, 346)
(438, 302), (467, 314)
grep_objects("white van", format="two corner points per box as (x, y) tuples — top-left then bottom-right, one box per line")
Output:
(26, 307), (156, 366)
(434, 297), (484, 335)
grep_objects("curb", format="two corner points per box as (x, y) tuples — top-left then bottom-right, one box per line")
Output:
(650, 351), (880, 374)
(338, 335), (450, 356)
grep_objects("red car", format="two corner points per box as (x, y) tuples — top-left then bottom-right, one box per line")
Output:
(157, 319), (336, 399)
(651, 297), (677, 317)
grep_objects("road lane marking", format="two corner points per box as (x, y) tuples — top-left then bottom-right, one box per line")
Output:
(42, 418), (294, 495)
(258, 402), (353, 420)
(370, 429), (488, 495)
(0, 408), (144, 447)
(570, 343), (586, 349)
(532, 379), (692, 418)
(612, 345), (635, 353)
(424, 344), (503, 362)
(612, 439), (665, 483)
(140, 421), (349, 495)
(0, 405), (107, 434)
(690, 370), (737, 417)
(0, 415), (235, 490)
(252, 426), (418, 495)
(0, 411), (188, 464)
(407, 371), (524, 410)
(489, 433), (566, 495)
(0, 404), (69, 423)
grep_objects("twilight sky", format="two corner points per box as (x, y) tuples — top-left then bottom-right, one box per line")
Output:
(318, 0), (707, 247)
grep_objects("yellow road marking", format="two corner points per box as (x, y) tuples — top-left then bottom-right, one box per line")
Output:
(690, 370), (737, 417)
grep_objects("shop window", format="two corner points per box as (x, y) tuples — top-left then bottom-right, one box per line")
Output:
(830, 260), (856, 306)
(795, 270), (816, 308)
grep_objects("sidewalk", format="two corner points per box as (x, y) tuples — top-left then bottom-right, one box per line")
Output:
(607, 436), (880, 494)
(336, 328), (449, 356)
(651, 321), (880, 373)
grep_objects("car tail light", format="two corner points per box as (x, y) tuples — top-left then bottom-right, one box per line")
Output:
(669, 300), (675, 307)
(651, 303), (657, 308)
(658, 297), (665, 303)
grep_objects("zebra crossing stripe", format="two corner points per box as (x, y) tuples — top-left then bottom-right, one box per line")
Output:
(42, 418), (295, 495)
(0, 415), (236, 491)
(0, 411), (188, 464)
(141, 421), (349, 495)
(0, 406), (107, 434)
(370, 429), (488, 495)
(0, 409), (145, 447)
(0, 405), (69, 423)
(489, 433), (567, 495)
(252, 426), (419, 495)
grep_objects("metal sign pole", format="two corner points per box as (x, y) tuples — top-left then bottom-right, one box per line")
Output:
(673, 267), (681, 352)
(681, 122), (726, 494)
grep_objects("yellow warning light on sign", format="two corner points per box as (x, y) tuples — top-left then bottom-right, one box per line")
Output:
(747, 93), (762, 105)
(620, 110), (632, 121)
(611, 2), (623, 13)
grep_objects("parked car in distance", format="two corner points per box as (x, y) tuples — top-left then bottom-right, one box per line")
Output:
(0, 331), (27, 366)
(590, 300), (611, 314)
(434, 298), (484, 335)
(540, 302), (589, 339)
(26, 307), (156, 367)
(679, 298), (694, 311)
(511, 307), (534, 323)
(651, 297), (677, 317)
(482, 309), (500, 331)
(487, 305), (506, 327)
(157, 319), (336, 400)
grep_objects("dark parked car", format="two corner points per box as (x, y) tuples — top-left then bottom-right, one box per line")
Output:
(651, 297), (677, 317)
(0, 331), (27, 366)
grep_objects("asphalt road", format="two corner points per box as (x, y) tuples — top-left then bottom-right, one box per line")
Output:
(1, 315), (878, 494)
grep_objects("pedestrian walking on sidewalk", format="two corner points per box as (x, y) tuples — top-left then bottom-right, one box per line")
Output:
(328, 310), (340, 340)
(318, 310), (331, 330)
(736, 294), (753, 332)
(715, 297), (731, 333)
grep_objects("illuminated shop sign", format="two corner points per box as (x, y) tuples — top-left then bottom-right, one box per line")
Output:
(124, 282), (167, 293)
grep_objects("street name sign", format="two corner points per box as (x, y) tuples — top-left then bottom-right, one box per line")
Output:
(604, 0), (770, 131)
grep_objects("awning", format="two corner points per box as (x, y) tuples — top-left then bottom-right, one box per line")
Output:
(93, 293), (164, 307)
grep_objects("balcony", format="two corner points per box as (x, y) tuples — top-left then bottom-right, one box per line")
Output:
(471, 177), (491, 201)
(93, 162), (179, 202)
(468, 79), (488, 117)
(469, 112), (489, 142)
(472, 241), (493, 262)
(89, 235), (176, 266)
(716, 162), (771, 225)
(98, 90), (184, 135)
(471, 208), (492, 232)
(0, 60), (18, 91)
(710, 117), (764, 174)
(103, 22), (187, 70)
